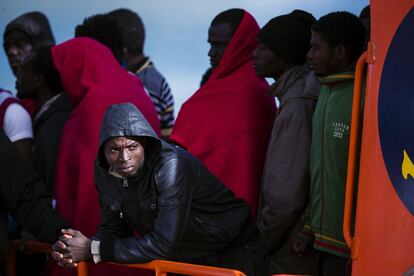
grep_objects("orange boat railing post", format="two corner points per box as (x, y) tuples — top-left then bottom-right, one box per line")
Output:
(343, 51), (368, 260)
(77, 261), (89, 276)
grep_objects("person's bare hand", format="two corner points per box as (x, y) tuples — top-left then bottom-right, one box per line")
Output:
(60, 229), (92, 263)
(51, 230), (76, 268)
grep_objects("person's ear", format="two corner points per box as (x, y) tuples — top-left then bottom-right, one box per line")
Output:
(334, 44), (347, 61)
(33, 73), (45, 88)
(122, 47), (129, 61)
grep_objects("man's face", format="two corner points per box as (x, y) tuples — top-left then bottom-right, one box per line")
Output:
(307, 31), (339, 77)
(16, 54), (38, 99)
(104, 137), (145, 178)
(207, 23), (233, 68)
(253, 43), (285, 79)
(4, 30), (33, 77)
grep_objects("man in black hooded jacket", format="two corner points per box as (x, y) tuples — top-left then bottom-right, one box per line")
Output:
(52, 103), (266, 275)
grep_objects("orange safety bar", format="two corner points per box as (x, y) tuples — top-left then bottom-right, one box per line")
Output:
(5, 239), (245, 276)
(77, 260), (246, 276)
(342, 51), (368, 260)
(5, 239), (52, 276)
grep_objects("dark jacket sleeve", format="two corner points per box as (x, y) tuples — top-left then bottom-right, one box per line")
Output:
(259, 98), (315, 251)
(0, 131), (68, 243)
(33, 109), (70, 194)
(99, 157), (193, 263)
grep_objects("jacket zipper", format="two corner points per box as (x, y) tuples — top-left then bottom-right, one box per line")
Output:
(319, 87), (332, 235)
(120, 178), (128, 218)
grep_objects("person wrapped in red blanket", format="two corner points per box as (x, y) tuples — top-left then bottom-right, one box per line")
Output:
(171, 9), (277, 216)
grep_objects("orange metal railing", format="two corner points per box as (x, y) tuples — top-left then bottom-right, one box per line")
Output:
(342, 50), (368, 260)
(77, 260), (246, 276)
(5, 239), (245, 276)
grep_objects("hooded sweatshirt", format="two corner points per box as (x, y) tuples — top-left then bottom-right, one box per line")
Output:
(171, 11), (277, 216)
(4, 11), (55, 114)
(4, 11), (55, 49)
(50, 38), (159, 276)
(94, 103), (251, 264)
(259, 65), (320, 250)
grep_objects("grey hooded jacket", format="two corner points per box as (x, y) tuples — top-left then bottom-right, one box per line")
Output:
(95, 103), (251, 264)
(259, 65), (320, 251)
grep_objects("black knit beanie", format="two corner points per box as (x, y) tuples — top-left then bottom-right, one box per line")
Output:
(4, 11), (55, 48)
(259, 10), (315, 64)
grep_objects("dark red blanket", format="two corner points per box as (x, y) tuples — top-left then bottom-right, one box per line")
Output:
(171, 11), (276, 216)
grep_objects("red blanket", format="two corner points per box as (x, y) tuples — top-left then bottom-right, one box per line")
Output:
(52, 37), (159, 276)
(171, 11), (276, 216)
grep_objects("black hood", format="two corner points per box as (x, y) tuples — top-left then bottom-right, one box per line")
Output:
(98, 103), (161, 171)
(4, 12), (55, 48)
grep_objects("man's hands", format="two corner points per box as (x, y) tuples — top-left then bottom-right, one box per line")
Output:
(51, 229), (92, 268)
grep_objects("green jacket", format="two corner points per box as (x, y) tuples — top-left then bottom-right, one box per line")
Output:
(305, 71), (356, 258)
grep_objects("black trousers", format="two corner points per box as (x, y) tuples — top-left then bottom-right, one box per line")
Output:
(217, 225), (269, 276)
(265, 217), (351, 276)
(269, 243), (351, 276)
(316, 251), (352, 276)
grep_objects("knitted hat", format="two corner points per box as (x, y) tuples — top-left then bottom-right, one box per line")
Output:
(4, 11), (55, 48)
(259, 10), (315, 64)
